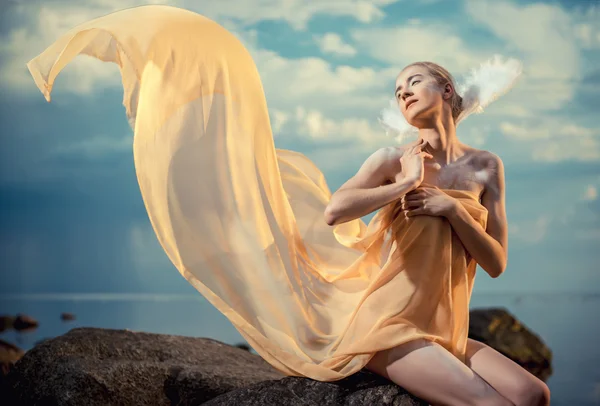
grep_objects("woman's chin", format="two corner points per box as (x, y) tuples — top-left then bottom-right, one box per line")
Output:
(405, 110), (432, 128)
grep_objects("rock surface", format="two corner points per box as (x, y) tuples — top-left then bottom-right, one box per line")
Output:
(3, 307), (552, 405)
(469, 307), (553, 381)
(204, 371), (426, 406)
(5, 328), (284, 405)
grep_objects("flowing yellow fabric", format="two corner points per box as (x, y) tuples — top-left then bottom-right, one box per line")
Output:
(27, 5), (489, 381)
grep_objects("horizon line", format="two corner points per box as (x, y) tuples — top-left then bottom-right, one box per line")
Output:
(0, 291), (599, 302)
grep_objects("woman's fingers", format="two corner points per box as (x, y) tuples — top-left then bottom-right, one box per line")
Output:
(401, 200), (421, 210)
(406, 208), (426, 217)
(402, 194), (422, 202)
(405, 188), (424, 197)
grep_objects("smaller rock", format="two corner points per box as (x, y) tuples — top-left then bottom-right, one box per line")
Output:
(0, 339), (24, 377)
(0, 339), (24, 405)
(0, 316), (15, 333)
(13, 314), (38, 332)
(60, 312), (76, 321)
(235, 343), (251, 352)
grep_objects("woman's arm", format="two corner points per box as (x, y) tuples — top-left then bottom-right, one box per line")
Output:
(446, 154), (508, 278)
(324, 147), (418, 226)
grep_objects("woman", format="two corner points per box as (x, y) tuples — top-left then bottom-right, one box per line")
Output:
(27, 5), (549, 406)
(326, 63), (550, 405)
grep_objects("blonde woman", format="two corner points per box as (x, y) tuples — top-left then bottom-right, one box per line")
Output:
(326, 63), (550, 406)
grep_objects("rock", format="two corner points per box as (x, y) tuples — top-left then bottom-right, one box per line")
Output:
(0, 316), (15, 333)
(0, 339), (24, 405)
(204, 371), (426, 406)
(60, 312), (76, 321)
(6, 327), (284, 405)
(13, 314), (39, 332)
(5, 309), (552, 405)
(234, 343), (251, 352)
(468, 307), (553, 381)
(0, 314), (39, 333)
(0, 339), (24, 376)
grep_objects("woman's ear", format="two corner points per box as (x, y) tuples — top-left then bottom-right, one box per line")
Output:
(443, 83), (454, 100)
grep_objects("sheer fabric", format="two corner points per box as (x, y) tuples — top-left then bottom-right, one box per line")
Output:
(27, 5), (488, 381)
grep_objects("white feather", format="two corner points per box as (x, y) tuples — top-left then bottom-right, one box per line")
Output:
(456, 54), (523, 124)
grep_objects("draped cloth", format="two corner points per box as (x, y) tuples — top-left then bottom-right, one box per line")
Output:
(27, 5), (489, 381)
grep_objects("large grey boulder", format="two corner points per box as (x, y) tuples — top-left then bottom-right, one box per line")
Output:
(4, 307), (552, 405)
(469, 307), (553, 381)
(5, 327), (284, 405)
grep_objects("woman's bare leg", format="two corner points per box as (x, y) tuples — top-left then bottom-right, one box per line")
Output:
(465, 338), (551, 406)
(365, 339), (514, 406)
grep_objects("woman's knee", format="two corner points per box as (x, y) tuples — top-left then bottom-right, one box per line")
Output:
(511, 379), (550, 406)
(366, 339), (513, 406)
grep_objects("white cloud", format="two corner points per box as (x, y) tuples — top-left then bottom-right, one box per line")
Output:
(583, 185), (598, 201)
(574, 23), (600, 49)
(180, 0), (398, 30)
(464, 0), (580, 80)
(460, 124), (492, 147)
(462, 0), (595, 114)
(499, 121), (598, 141)
(254, 49), (391, 103)
(250, 48), (399, 127)
(314, 33), (357, 57)
(499, 122), (550, 140)
(351, 22), (484, 73)
(274, 106), (388, 145)
(572, 5), (600, 50)
(51, 134), (132, 157)
(509, 215), (550, 243)
(269, 110), (290, 135)
(531, 137), (600, 163)
(497, 119), (600, 162)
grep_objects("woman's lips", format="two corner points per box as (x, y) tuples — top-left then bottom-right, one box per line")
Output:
(406, 100), (418, 109)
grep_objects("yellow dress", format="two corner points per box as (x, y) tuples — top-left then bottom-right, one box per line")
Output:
(27, 5), (489, 381)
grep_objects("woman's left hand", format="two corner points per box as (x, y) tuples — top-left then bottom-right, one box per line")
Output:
(400, 186), (458, 218)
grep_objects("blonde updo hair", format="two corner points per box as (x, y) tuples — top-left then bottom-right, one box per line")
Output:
(401, 62), (464, 122)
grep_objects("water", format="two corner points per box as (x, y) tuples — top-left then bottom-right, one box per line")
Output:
(1, 292), (598, 405)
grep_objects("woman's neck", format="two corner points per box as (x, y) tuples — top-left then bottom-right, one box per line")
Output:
(417, 115), (462, 166)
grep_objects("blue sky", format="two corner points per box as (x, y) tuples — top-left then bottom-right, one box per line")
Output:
(0, 0), (598, 295)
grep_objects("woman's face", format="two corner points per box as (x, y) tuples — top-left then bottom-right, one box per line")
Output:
(394, 66), (444, 126)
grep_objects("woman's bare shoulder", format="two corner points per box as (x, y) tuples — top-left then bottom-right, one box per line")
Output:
(467, 147), (503, 168)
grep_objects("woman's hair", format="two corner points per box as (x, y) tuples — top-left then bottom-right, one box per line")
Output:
(402, 62), (464, 122)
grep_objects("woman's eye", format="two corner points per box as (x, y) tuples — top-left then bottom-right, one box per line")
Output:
(411, 80), (421, 86)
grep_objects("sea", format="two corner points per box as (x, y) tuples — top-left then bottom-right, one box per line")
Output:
(1, 292), (598, 406)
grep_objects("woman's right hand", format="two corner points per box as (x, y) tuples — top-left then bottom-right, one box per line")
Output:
(399, 139), (433, 186)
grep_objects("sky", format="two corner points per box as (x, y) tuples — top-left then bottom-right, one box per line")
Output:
(0, 0), (598, 295)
